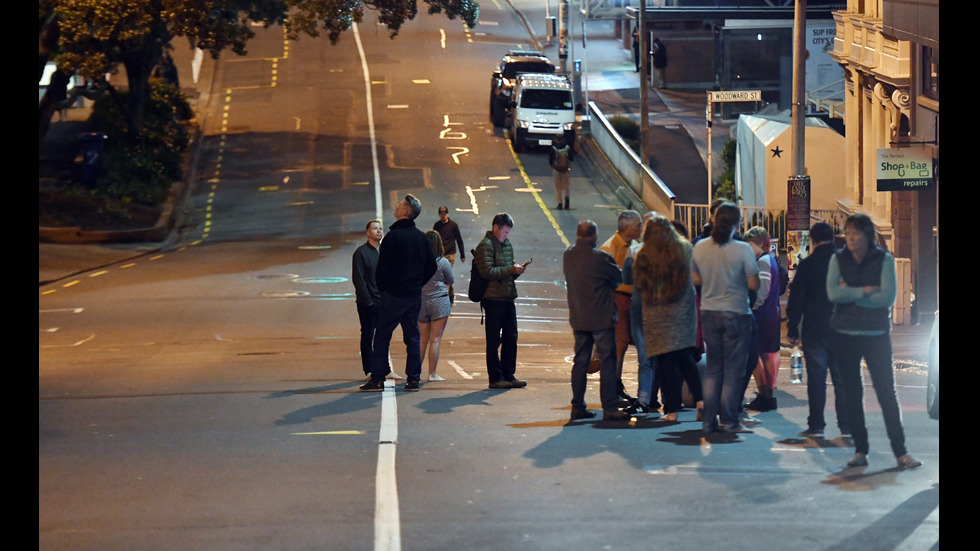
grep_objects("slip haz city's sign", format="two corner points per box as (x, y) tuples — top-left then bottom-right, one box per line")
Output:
(707, 90), (762, 102)
(877, 147), (935, 191)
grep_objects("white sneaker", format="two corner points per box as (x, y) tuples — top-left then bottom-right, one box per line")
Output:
(386, 371), (405, 380)
(427, 374), (445, 381)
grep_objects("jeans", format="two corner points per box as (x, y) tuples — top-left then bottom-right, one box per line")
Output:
(739, 315), (760, 409)
(834, 332), (908, 457)
(357, 302), (379, 375)
(483, 299), (519, 383)
(370, 292), (423, 383)
(571, 328), (619, 411)
(802, 336), (849, 433)
(701, 311), (751, 431)
(630, 289), (656, 406)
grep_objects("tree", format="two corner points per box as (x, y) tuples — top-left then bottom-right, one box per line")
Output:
(38, 0), (480, 141)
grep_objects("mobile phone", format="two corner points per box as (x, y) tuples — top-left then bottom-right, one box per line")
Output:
(522, 258), (533, 267)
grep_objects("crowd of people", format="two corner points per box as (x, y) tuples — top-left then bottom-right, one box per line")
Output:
(352, 194), (921, 470)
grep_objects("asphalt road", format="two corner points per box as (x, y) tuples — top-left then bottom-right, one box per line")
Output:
(39, 6), (939, 551)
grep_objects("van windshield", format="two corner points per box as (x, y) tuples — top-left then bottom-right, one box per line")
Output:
(519, 89), (573, 110)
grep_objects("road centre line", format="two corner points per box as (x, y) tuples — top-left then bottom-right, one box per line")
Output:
(505, 132), (570, 248)
(354, 22), (400, 551)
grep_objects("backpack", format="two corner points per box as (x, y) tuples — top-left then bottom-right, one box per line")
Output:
(468, 248), (489, 302)
(552, 145), (570, 172)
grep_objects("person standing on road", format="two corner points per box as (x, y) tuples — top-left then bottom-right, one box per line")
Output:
(474, 213), (529, 389)
(563, 220), (628, 421)
(634, 216), (698, 422)
(352, 219), (391, 379)
(691, 202), (760, 433)
(652, 38), (667, 89)
(419, 230), (454, 382)
(827, 213), (921, 469)
(433, 205), (465, 304)
(549, 134), (575, 210)
(787, 222), (849, 439)
(600, 210), (643, 405)
(360, 195), (437, 393)
(622, 211), (659, 415)
(743, 226), (781, 412)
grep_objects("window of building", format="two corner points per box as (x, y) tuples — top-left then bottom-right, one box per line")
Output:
(922, 46), (938, 101)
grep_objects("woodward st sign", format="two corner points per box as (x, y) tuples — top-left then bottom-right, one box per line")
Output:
(877, 148), (934, 191)
(707, 90), (762, 102)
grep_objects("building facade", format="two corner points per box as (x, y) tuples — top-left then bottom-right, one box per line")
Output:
(829, 0), (939, 319)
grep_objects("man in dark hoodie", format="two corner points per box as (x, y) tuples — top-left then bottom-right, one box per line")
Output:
(787, 222), (849, 439)
(360, 194), (437, 392)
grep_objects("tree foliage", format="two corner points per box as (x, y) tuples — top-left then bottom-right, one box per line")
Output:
(39, 0), (480, 141)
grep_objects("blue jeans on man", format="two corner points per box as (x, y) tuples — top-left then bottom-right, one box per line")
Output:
(803, 337), (849, 434)
(630, 289), (656, 406)
(701, 311), (751, 431)
(369, 292), (423, 383)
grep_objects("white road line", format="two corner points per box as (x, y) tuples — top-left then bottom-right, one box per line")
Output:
(448, 360), (474, 379)
(375, 380), (401, 551)
(353, 23), (384, 222)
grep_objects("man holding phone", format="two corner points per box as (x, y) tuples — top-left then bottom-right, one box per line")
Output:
(474, 213), (528, 389)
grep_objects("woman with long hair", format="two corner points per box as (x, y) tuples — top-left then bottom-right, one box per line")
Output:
(633, 216), (698, 421)
(827, 213), (920, 469)
(419, 230), (454, 381)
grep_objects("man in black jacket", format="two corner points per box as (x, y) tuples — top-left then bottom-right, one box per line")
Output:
(360, 195), (438, 392)
(787, 222), (848, 438)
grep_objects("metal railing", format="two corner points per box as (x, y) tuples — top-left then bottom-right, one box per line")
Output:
(805, 78), (845, 119)
(674, 203), (845, 249)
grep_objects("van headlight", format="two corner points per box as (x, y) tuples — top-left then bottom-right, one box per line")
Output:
(563, 122), (574, 130)
(516, 119), (531, 129)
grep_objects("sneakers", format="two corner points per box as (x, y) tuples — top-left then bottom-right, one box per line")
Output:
(564, 197), (570, 210)
(506, 378), (527, 388)
(739, 411), (762, 427)
(570, 407), (596, 420)
(556, 203), (563, 210)
(661, 412), (677, 422)
(896, 454), (922, 469)
(798, 428), (825, 438)
(427, 374), (445, 381)
(360, 380), (384, 392)
(624, 401), (650, 416)
(746, 395), (777, 412)
(488, 380), (513, 389)
(846, 452), (868, 467)
(721, 424), (752, 434)
(404, 380), (420, 392)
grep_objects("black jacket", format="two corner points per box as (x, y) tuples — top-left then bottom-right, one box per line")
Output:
(376, 218), (438, 297)
(786, 243), (833, 342)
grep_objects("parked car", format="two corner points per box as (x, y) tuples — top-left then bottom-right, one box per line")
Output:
(926, 310), (939, 419)
(489, 50), (555, 127)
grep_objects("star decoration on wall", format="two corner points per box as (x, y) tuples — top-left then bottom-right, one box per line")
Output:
(771, 145), (783, 158)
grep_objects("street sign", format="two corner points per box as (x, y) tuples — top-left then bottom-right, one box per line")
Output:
(707, 90), (762, 102)
(877, 147), (934, 191)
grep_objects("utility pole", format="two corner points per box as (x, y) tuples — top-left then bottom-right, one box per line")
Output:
(787, 0), (810, 269)
(639, 0), (649, 165)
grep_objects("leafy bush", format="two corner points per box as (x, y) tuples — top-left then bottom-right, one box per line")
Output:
(89, 81), (192, 204)
(609, 115), (641, 156)
(714, 138), (738, 201)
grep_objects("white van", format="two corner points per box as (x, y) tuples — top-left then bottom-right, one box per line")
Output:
(509, 73), (576, 151)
